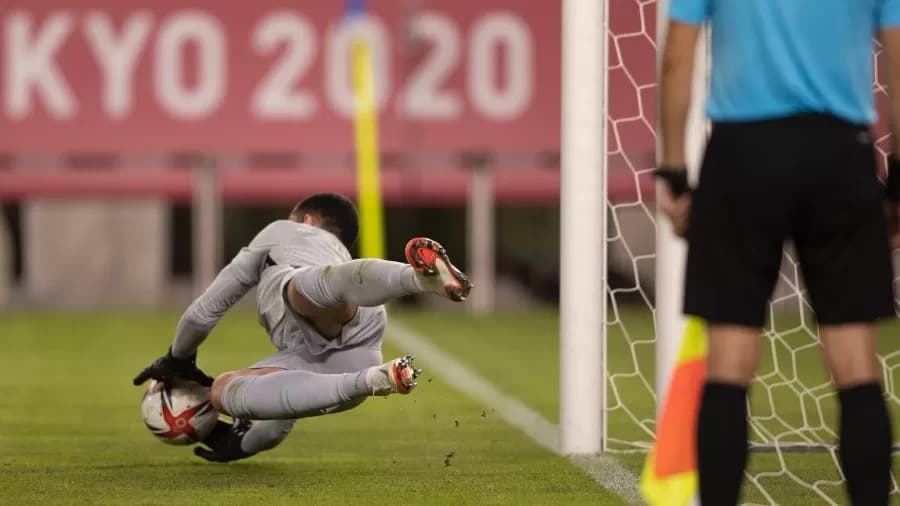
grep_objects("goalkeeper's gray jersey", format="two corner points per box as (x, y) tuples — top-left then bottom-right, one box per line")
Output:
(170, 220), (386, 359)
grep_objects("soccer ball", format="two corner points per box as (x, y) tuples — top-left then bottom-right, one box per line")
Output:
(141, 379), (218, 445)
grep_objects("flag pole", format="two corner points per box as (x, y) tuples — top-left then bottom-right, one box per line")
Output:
(348, 0), (385, 259)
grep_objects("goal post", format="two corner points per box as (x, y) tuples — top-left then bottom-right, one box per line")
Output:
(559, 0), (608, 454)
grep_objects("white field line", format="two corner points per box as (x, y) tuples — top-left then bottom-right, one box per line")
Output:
(386, 321), (643, 505)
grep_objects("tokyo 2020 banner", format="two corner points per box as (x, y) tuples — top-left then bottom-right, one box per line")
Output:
(0, 1), (561, 153)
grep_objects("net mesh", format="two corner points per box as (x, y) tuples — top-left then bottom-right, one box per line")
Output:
(605, 0), (659, 454)
(604, 2), (900, 504)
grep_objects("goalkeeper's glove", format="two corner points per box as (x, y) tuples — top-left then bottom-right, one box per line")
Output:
(194, 419), (253, 463)
(654, 165), (691, 197)
(132, 347), (214, 387)
(887, 156), (900, 202)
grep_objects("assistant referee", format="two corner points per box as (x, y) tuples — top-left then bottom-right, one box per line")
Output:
(658, 1), (900, 505)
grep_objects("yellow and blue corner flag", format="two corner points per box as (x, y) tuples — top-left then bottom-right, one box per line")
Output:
(345, 0), (385, 259)
(641, 317), (708, 506)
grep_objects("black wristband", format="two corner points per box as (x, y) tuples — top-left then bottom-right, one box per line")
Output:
(654, 166), (691, 197)
(167, 346), (196, 365)
(888, 156), (900, 202)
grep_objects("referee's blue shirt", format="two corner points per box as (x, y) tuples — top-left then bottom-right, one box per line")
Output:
(670, 0), (900, 124)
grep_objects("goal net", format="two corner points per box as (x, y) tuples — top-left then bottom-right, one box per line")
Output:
(604, 1), (900, 504)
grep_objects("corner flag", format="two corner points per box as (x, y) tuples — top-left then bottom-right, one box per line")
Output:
(641, 316), (708, 505)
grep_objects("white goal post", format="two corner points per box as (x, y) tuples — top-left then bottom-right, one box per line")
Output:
(558, 0), (708, 457)
(559, 0), (608, 454)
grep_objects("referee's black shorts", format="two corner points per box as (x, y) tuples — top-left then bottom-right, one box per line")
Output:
(684, 113), (895, 327)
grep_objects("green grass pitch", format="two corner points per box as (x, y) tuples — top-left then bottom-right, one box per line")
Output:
(398, 307), (900, 505)
(0, 310), (618, 505)
(2, 308), (898, 504)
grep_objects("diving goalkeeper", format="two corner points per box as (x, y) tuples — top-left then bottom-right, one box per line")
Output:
(133, 193), (472, 462)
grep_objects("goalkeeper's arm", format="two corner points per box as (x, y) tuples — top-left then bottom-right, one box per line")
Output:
(132, 247), (265, 386)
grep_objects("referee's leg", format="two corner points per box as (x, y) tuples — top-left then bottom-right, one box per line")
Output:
(819, 324), (891, 506)
(796, 130), (895, 506)
(684, 122), (790, 505)
(697, 326), (761, 505)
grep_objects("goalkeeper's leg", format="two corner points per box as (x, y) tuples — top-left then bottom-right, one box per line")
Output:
(197, 347), (420, 462)
(289, 237), (473, 310)
(211, 347), (419, 420)
(211, 356), (420, 420)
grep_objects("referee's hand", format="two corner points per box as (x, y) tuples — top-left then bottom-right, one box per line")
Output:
(659, 186), (691, 237)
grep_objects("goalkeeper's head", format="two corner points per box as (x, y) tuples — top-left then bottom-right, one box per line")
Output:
(290, 193), (359, 250)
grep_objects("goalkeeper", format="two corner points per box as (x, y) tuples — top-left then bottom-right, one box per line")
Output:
(659, 1), (900, 505)
(133, 193), (472, 462)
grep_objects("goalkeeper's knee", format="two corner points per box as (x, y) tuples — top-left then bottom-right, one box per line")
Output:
(210, 371), (241, 413)
(210, 368), (283, 414)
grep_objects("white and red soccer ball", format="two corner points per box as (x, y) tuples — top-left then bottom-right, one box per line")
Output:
(141, 379), (218, 445)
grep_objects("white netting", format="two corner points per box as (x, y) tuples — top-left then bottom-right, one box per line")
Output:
(604, 2), (900, 504)
(605, 0), (660, 452)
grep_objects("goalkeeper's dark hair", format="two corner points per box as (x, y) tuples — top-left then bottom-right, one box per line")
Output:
(290, 193), (359, 250)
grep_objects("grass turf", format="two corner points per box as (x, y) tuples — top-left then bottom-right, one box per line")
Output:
(4, 307), (899, 505)
(0, 311), (618, 506)
(395, 306), (900, 505)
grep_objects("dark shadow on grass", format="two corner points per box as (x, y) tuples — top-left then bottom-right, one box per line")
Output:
(87, 462), (293, 473)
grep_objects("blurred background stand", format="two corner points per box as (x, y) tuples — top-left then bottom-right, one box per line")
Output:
(22, 198), (167, 309)
(466, 162), (495, 315)
(0, 199), (11, 309)
(192, 157), (223, 296)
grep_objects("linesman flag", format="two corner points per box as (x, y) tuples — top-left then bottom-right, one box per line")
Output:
(641, 317), (708, 506)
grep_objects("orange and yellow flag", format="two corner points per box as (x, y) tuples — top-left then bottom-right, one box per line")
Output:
(641, 317), (708, 506)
